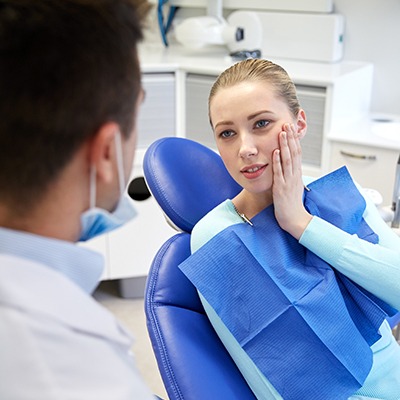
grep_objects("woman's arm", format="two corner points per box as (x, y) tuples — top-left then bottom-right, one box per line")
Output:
(272, 124), (400, 310)
(299, 191), (400, 310)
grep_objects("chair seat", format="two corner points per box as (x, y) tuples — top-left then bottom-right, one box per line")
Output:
(145, 233), (256, 400)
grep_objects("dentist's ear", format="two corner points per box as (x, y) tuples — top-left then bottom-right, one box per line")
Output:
(296, 109), (307, 139)
(89, 122), (120, 184)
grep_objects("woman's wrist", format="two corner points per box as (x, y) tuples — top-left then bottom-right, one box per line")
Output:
(285, 212), (313, 240)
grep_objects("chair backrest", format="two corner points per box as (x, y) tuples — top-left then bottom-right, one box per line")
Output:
(143, 137), (256, 399)
(143, 137), (241, 233)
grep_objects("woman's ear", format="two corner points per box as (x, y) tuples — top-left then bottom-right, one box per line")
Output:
(296, 109), (307, 139)
(89, 122), (120, 184)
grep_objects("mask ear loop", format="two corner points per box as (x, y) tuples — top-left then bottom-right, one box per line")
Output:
(114, 131), (126, 197)
(89, 165), (97, 209)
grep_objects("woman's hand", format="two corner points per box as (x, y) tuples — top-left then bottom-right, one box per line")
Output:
(272, 123), (312, 239)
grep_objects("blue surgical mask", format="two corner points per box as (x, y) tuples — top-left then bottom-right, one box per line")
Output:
(78, 132), (137, 242)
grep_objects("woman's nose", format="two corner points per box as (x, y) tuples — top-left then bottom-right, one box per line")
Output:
(239, 134), (257, 159)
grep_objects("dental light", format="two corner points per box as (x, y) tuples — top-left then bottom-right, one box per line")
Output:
(174, 0), (262, 52)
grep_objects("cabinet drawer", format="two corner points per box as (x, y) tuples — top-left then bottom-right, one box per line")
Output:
(185, 74), (216, 148)
(137, 73), (175, 148)
(296, 85), (326, 167)
(330, 141), (399, 205)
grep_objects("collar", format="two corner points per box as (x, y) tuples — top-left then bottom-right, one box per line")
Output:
(0, 227), (104, 294)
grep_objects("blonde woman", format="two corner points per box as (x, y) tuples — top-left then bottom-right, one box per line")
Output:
(183, 59), (400, 399)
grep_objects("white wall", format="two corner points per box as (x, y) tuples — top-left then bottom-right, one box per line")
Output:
(334, 0), (400, 116)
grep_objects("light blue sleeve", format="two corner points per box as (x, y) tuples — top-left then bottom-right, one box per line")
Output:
(299, 183), (400, 310)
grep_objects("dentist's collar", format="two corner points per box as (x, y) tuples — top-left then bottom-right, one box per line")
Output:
(0, 227), (104, 294)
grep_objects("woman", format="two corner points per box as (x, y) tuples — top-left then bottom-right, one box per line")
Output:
(188, 59), (400, 399)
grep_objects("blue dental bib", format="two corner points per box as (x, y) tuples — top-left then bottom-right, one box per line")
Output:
(179, 167), (396, 400)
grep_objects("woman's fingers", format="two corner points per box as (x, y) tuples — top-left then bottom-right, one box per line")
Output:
(272, 124), (311, 239)
(283, 123), (302, 177)
(277, 124), (296, 179)
(273, 147), (282, 176)
(273, 122), (304, 187)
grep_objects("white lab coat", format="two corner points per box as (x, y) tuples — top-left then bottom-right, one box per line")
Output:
(0, 254), (154, 400)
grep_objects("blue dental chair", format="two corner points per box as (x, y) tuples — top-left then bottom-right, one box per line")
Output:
(143, 137), (400, 400)
(143, 137), (255, 400)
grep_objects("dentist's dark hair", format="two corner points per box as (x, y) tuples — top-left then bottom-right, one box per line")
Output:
(0, 0), (150, 210)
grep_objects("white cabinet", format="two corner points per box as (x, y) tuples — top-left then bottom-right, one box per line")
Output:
(137, 73), (176, 148)
(330, 141), (399, 206)
(185, 74), (215, 148)
(296, 86), (326, 170)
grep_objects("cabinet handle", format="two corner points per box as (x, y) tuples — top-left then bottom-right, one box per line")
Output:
(340, 150), (377, 161)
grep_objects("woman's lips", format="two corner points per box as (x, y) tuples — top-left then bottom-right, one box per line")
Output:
(241, 164), (267, 179)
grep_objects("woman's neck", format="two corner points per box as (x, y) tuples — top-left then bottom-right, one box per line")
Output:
(232, 190), (273, 220)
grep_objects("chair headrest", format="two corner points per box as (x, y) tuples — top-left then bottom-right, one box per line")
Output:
(144, 137), (241, 233)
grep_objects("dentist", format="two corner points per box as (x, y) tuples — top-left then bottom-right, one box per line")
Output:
(0, 0), (156, 399)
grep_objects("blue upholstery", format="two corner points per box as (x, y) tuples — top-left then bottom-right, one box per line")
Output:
(143, 136), (241, 233)
(144, 137), (254, 399)
(145, 233), (256, 399)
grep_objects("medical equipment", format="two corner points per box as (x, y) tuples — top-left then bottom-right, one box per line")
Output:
(390, 155), (400, 228)
(173, 0), (344, 62)
(174, 15), (244, 49)
(392, 155), (400, 211)
(392, 198), (400, 229)
(174, 0), (256, 50)
(157, 0), (179, 46)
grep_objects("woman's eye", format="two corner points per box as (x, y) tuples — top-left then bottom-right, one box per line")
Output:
(220, 130), (234, 138)
(255, 119), (270, 129)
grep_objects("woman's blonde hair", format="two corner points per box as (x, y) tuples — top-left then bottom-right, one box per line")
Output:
(209, 58), (301, 121)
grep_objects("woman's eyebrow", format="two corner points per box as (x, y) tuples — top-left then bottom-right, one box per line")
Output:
(247, 110), (274, 120)
(214, 120), (234, 129)
(214, 111), (275, 129)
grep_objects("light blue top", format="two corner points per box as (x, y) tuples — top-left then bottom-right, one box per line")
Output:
(191, 177), (400, 400)
(0, 227), (103, 293)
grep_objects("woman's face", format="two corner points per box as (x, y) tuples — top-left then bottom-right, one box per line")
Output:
(210, 80), (306, 197)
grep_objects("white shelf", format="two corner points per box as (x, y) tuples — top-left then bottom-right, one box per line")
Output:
(150, 0), (333, 13)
